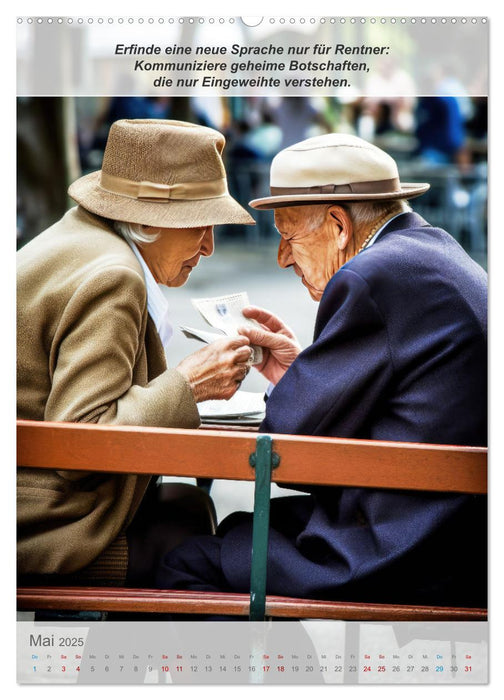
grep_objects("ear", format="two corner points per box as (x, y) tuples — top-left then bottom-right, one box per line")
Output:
(327, 205), (353, 251)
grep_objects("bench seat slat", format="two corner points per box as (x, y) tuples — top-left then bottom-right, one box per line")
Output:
(16, 587), (487, 621)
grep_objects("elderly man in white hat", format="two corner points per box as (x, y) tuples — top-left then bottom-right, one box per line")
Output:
(17, 119), (255, 588)
(156, 133), (487, 609)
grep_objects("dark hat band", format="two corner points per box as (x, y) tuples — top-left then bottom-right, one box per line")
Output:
(270, 177), (401, 197)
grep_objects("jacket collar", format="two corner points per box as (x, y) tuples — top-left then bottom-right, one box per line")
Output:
(377, 211), (430, 240)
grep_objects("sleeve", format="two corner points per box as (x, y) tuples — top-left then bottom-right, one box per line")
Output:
(44, 264), (200, 429)
(261, 268), (393, 437)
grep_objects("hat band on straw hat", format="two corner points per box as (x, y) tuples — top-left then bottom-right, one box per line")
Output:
(270, 177), (401, 197)
(99, 172), (228, 201)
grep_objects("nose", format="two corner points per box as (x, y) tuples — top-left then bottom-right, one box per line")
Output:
(277, 237), (294, 268)
(200, 227), (215, 257)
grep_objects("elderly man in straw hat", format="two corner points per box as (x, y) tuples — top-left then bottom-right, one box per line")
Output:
(17, 119), (255, 587)
(156, 133), (487, 607)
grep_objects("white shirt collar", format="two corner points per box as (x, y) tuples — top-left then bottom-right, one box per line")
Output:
(127, 240), (173, 349)
(364, 212), (406, 249)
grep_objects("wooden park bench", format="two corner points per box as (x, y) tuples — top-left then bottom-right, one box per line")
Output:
(16, 419), (487, 622)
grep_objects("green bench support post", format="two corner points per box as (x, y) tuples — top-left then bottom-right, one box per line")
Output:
(248, 435), (279, 621)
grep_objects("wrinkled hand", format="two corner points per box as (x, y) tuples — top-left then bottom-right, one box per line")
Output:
(176, 336), (253, 402)
(239, 306), (301, 385)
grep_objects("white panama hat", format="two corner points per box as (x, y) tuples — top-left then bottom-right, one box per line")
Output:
(249, 133), (429, 210)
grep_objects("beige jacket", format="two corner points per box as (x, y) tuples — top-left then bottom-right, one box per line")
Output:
(17, 206), (200, 582)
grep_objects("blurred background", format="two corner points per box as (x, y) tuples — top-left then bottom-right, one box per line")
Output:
(17, 95), (488, 518)
(17, 94), (488, 259)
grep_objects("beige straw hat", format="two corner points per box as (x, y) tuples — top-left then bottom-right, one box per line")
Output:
(249, 133), (430, 210)
(69, 119), (255, 228)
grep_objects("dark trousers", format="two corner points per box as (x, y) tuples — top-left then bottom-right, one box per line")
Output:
(125, 481), (217, 588)
(155, 496), (315, 595)
(154, 492), (487, 608)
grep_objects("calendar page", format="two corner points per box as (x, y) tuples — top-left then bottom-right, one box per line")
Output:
(15, 10), (489, 688)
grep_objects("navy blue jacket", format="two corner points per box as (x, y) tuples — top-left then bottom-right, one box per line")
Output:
(218, 212), (487, 606)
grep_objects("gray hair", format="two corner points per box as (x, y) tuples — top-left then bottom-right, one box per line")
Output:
(343, 199), (411, 229)
(113, 220), (160, 245)
(296, 199), (411, 233)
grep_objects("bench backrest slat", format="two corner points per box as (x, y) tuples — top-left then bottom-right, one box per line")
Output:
(17, 420), (487, 494)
